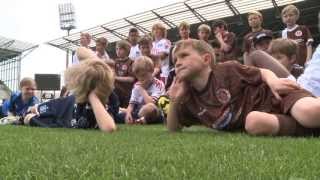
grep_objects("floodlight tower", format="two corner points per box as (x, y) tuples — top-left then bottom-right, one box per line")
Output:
(58, 3), (76, 68)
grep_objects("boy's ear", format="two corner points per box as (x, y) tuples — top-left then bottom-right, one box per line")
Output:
(202, 53), (212, 65)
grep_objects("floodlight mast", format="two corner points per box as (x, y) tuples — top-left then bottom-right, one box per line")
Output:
(58, 3), (76, 68)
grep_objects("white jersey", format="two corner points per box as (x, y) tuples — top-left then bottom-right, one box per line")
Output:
(96, 51), (110, 61)
(129, 78), (165, 106)
(151, 38), (171, 79)
(297, 44), (320, 96)
(129, 44), (141, 60)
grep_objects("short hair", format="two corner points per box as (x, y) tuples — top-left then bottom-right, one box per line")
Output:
(173, 39), (216, 65)
(116, 40), (131, 54)
(132, 56), (154, 74)
(19, 77), (36, 89)
(96, 37), (108, 47)
(80, 33), (91, 41)
(152, 22), (167, 38)
(197, 24), (211, 34)
(281, 5), (300, 18)
(179, 21), (190, 30)
(129, 27), (139, 34)
(212, 20), (228, 31)
(248, 10), (263, 20)
(269, 38), (298, 58)
(65, 59), (114, 104)
(138, 35), (153, 46)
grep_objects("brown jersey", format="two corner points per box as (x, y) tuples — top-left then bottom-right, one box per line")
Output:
(218, 32), (238, 62)
(243, 29), (273, 53)
(282, 25), (313, 66)
(178, 61), (313, 132)
(114, 58), (135, 107)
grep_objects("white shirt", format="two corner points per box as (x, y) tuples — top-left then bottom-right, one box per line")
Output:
(129, 78), (165, 106)
(297, 44), (320, 96)
(129, 44), (141, 60)
(96, 51), (110, 61)
(151, 38), (171, 78)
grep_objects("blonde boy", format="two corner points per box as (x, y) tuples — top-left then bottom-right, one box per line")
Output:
(125, 56), (165, 124)
(197, 24), (211, 42)
(281, 5), (313, 66)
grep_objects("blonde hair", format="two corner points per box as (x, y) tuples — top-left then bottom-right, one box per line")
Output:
(179, 21), (190, 30)
(248, 10), (263, 20)
(269, 38), (298, 58)
(19, 77), (36, 89)
(75, 47), (97, 62)
(80, 33), (91, 41)
(197, 24), (211, 34)
(132, 56), (154, 75)
(152, 22), (167, 38)
(65, 60), (114, 104)
(173, 39), (216, 65)
(281, 5), (300, 18)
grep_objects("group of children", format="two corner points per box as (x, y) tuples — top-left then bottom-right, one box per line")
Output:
(1, 4), (320, 136)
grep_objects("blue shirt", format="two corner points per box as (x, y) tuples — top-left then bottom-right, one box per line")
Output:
(2, 92), (39, 116)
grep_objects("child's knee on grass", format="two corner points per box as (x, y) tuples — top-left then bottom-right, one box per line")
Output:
(290, 97), (320, 128)
(138, 103), (160, 124)
(245, 111), (280, 136)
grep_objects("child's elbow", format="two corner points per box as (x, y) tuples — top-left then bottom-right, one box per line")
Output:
(100, 124), (117, 133)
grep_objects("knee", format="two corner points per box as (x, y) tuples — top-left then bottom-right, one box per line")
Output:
(245, 111), (278, 136)
(292, 98), (320, 127)
(245, 112), (262, 135)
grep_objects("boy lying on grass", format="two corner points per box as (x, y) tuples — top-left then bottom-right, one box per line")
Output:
(23, 59), (117, 132)
(167, 39), (320, 136)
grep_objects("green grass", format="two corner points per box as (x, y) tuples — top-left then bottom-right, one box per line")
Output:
(0, 125), (319, 179)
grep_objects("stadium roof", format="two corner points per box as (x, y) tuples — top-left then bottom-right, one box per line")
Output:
(47, 0), (305, 52)
(0, 35), (39, 61)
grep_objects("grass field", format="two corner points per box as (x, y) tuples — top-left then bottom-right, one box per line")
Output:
(0, 125), (319, 179)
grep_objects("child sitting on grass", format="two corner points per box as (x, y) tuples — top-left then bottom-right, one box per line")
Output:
(23, 59), (117, 132)
(1, 77), (39, 118)
(167, 39), (320, 136)
(114, 40), (135, 108)
(125, 56), (165, 124)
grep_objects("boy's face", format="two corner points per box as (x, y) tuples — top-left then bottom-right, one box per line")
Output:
(80, 35), (90, 47)
(255, 39), (271, 52)
(135, 71), (153, 87)
(179, 27), (190, 40)
(116, 47), (127, 58)
(248, 14), (262, 29)
(198, 30), (209, 41)
(271, 52), (294, 70)
(174, 46), (208, 81)
(129, 32), (139, 44)
(153, 28), (163, 39)
(139, 43), (152, 56)
(21, 84), (36, 100)
(95, 42), (105, 53)
(282, 11), (298, 27)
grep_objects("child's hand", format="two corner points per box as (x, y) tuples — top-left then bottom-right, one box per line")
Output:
(125, 113), (134, 124)
(28, 106), (39, 115)
(168, 78), (188, 103)
(269, 78), (301, 100)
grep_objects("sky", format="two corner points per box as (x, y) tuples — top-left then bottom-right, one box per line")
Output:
(0, 0), (181, 84)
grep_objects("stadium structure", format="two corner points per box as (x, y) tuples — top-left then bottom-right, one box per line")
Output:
(0, 36), (38, 96)
(48, 0), (320, 58)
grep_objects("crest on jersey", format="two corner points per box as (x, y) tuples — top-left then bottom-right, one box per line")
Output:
(215, 88), (231, 104)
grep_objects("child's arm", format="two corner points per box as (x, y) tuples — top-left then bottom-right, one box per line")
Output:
(166, 80), (187, 132)
(136, 85), (154, 104)
(88, 91), (116, 132)
(306, 45), (313, 63)
(115, 76), (135, 83)
(125, 104), (134, 124)
(260, 68), (300, 100)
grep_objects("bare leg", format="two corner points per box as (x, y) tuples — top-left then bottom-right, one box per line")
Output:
(290, 97), (320, 128)
(247, 50), (290, 78)
(245, 111), (280, 136)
